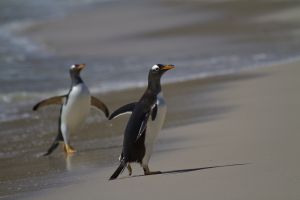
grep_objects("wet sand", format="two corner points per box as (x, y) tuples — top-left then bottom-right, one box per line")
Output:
(20, 61), (300, 200)
(0, 66), (249, 199)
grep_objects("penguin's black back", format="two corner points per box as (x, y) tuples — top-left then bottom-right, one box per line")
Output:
(122, 90), (156, 163)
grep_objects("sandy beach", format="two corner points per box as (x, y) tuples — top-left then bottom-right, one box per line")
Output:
(20, 61), (300, 200)
(1, 1), (300, 199)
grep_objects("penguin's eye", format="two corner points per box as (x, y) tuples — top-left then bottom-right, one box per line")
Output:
(152, 65), (160, 72)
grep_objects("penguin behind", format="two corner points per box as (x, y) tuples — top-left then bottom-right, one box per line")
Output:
(109, 64), (174, 180)
(33, 64), (110, 156)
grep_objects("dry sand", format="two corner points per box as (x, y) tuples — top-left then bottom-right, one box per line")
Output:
(24, 61), (300, 200)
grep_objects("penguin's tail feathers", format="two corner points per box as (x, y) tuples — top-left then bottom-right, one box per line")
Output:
(43, 132), (63, 156)
(109, 159), (127, 180)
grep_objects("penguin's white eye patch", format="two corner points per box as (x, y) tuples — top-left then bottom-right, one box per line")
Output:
(71, 65), (76, 69)
(152, 65), (159, 71)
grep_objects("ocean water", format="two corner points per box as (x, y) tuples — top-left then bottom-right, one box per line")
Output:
(1, 0), (300, 197)
(0, 0), (299, 154)
(1, 0), (300, 149)
(1, 1), (300, 123)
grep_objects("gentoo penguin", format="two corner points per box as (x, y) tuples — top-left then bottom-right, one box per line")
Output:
(109, 64), (174, 180)
(33, 64), (109, 156)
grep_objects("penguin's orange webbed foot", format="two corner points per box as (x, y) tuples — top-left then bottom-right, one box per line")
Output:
(142, 165), (161, 175)
(64, 144), (77, 154)
(145, 171), (161, 175)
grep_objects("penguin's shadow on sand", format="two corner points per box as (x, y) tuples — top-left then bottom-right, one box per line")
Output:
(118, 163), (249, 180)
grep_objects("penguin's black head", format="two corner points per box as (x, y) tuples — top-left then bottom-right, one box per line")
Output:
(148, 64), (175, 93)
(149, 64), (175, 77)
(70, 64), (85, 75)
(70, 64), (85, 84)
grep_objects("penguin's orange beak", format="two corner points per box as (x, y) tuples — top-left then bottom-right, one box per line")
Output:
(76, 64), (85, 70)
(161, 64), (175, 70)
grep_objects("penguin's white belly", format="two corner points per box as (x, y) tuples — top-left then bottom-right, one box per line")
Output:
(61, 84), (90, 134)
(143, 93), (167, 165)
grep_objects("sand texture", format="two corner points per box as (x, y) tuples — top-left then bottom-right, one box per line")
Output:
(23, 61), (300, 200)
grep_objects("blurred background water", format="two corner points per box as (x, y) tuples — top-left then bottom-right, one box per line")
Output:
(1, 0), (300, 124)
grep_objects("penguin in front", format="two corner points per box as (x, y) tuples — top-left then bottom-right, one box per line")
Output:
(109, 64), (174, 180)
(33, 64), (109, 156)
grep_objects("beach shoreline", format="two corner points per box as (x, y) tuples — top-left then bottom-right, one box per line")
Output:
(1, 1), (300, 199)
(10, 60), (300, 200)
(0, 64), (261, 199)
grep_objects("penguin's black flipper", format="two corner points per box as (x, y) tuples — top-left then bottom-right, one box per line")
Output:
(151, 104), (158, 121)
(43, 131), (64, 156)
(91, 96), (110, 118)
(109, 159), (127, 180)
(109, 102), (137, 120)
(33, 95), (66, 111)
(136, 113), (150, 141)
